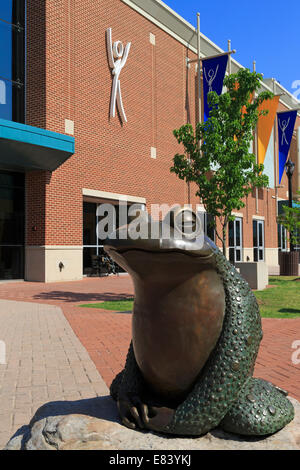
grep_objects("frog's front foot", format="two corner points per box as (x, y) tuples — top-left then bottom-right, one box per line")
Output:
(118, 392), (149, 430)
(118, 392), (175, 432)
(220, 377), (294, 436)
(144, 406), (175, 433)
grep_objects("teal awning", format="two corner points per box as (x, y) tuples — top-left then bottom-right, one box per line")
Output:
(0, 118), (75, 171)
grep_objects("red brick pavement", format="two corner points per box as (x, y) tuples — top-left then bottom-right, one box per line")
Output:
(0, 276), (299, 400)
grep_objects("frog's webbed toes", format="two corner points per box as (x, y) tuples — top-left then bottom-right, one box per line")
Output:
(220, 377), (294, 436)
(145, 406), (175, 433)
(118, 394), (150, 430)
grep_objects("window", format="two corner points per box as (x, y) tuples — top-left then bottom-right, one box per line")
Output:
(277, 199), (300, 252)
(83, 201), (140, 275)
(253, 219), (264, 261)
(197, 211), (215, 242)
(278, 223), (287, 252)
(228, 217), (243, 263)
(0, 0), (25, 122)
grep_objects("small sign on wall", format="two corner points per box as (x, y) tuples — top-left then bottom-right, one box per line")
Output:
(65, 119), (74, 135)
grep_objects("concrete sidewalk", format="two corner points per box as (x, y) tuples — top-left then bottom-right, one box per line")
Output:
(0, 299), (108, 449)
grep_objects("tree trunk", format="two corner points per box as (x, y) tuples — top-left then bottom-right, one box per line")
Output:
(222, 224), (227, 258)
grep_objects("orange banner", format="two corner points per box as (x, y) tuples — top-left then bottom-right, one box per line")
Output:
(257, 95), (280, 165)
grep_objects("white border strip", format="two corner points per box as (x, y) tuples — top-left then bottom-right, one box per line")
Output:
(121, 0), (197, 54)
(82, 188), (146, 204)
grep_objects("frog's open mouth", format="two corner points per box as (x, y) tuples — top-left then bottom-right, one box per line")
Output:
(106, 247), (215, 260)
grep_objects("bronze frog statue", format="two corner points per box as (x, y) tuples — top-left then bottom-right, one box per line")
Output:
(104, 206), (294, 436)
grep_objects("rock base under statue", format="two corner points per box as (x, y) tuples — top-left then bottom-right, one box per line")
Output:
(5, 396), (300, 450)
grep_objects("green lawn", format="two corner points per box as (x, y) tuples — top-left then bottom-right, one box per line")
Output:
(254, 276), (300, 318)
(79, 277), (300, 319)
(80, 298), (134, 311)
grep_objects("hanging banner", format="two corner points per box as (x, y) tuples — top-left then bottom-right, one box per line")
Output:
(203, 54), (228, 121)
(277, 110), (297, 183)
(257, 95), (280, 166)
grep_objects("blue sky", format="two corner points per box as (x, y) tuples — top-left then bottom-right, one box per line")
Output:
(163, 0), (300, 100)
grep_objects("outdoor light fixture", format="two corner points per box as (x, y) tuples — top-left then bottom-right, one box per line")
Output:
(284, 159), (295, 251)
(284, 159), (295, 178)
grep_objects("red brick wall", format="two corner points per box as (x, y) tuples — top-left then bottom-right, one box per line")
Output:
(25, 0), (200, 247)
(25, 0), (299, 252)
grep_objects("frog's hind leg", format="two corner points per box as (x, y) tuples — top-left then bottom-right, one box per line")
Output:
(220, 377), (294, 436)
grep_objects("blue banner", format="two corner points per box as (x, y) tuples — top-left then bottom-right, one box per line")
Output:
(277, 110), (297, 183)
(203, 54), (228, 121)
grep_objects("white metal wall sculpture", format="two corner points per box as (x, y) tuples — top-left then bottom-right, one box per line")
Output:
(106, 28), (131, 124)
(204, 65), (219, 93)
(278, 117), (290, 146)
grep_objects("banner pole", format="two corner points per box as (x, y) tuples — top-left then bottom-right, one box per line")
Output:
(189, 50), (236, 64)
(228, 39), (231, 75)
(253, 60), (259, 214)
(197, 12), (201, 124)
(273, 79), (279, 217)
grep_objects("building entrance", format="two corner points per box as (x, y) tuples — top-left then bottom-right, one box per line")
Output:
(0, 171), (25, 280)
(83, 200), (133, 276)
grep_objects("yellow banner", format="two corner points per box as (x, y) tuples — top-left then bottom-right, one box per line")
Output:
(257, 95), (280, 165)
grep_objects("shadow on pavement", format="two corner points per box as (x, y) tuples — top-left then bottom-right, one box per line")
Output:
(33, 291), (132, 303)
(7, 395), (120, 446)
(278, 308), (300, 314)
(30, 395), (119, 423)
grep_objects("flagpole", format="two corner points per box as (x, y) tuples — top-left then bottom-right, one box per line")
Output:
(253, 60), (259, 214)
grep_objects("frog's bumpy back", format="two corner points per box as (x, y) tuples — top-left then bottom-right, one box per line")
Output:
(164, 248), (294, 436)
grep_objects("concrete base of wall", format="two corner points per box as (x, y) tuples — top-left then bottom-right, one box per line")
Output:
(235, 262), (269, 290)
(265, 248), (279, 269)
(268, 265), (280, 276)
(25, 246), (83, 282)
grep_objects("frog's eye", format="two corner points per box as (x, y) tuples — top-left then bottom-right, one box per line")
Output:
(174, 209), (199, 236)
(164, 207), (202, 238)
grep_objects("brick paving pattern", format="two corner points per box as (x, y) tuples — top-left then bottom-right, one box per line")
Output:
(0, 276), (299, 447)
(0, 299), (108, 449)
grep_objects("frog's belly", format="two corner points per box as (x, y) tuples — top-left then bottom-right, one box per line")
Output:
(132, 277), (225, 401)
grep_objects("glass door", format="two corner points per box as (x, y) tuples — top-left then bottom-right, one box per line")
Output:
(83, 201), (134, 275)
(228, 217), (243, 263)
(197, 211), (215, 242)
(0, 171), (25, 279)
(253, 219), (264, 261)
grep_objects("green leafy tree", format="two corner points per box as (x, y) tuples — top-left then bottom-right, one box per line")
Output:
(171, 68), (273, 256)
(277, 190), (300, 248)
